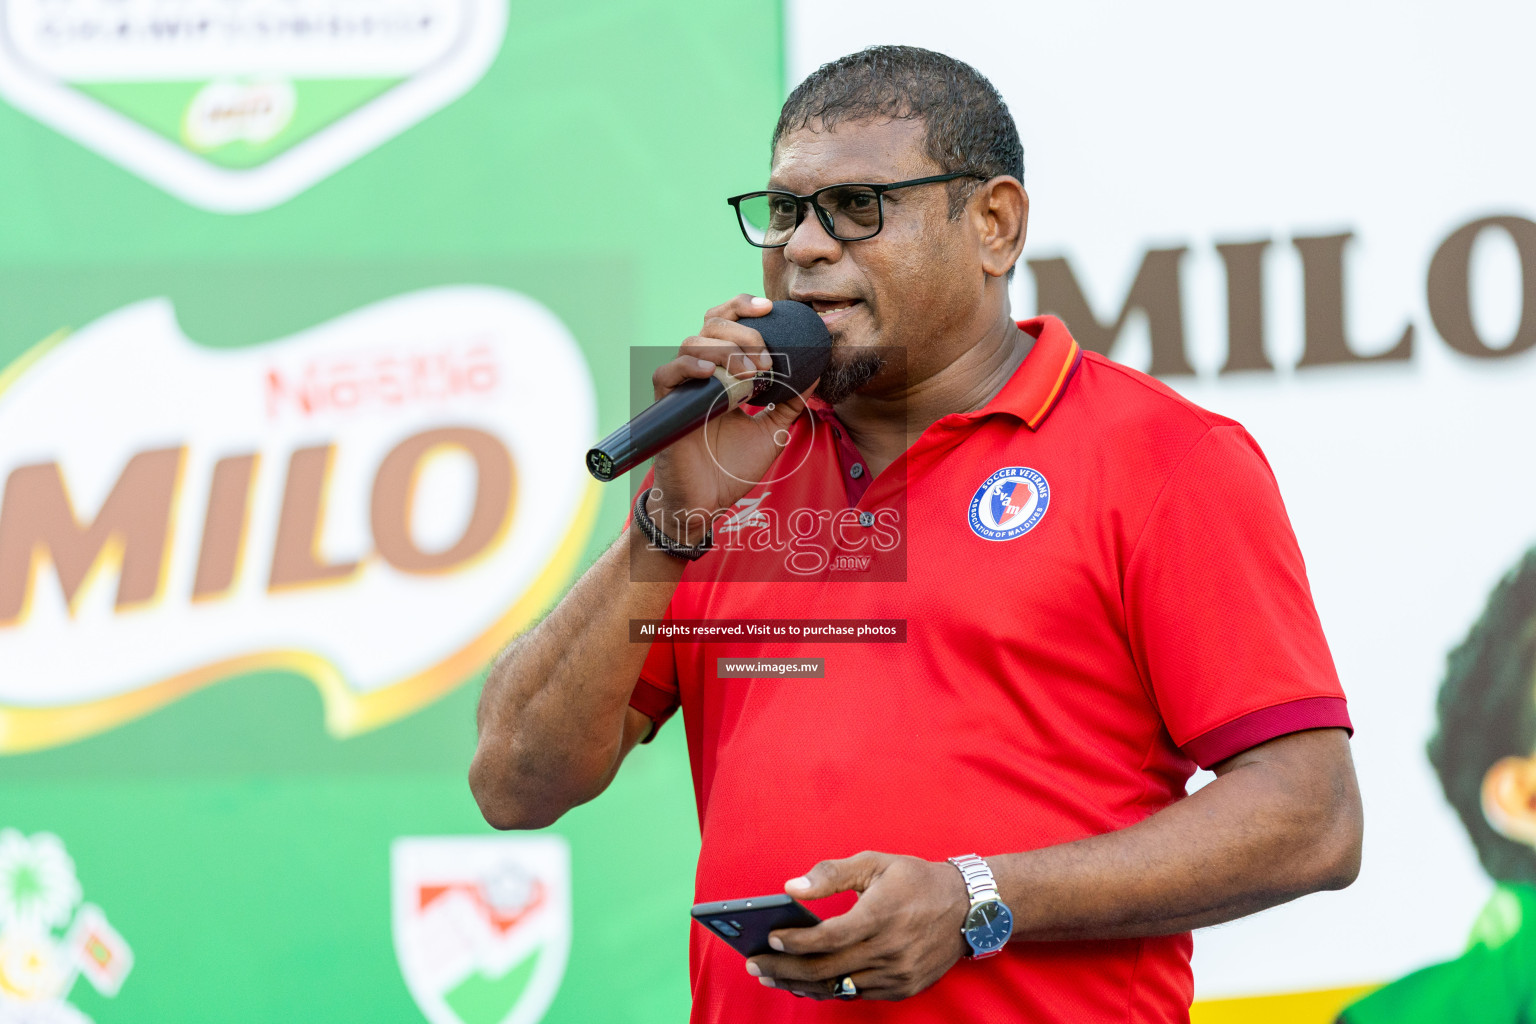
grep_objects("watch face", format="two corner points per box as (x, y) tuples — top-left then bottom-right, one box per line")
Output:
(963, 900), (1013, 954)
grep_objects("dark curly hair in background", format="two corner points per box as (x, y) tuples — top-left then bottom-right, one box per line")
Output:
(1429, 546), (1536, 885)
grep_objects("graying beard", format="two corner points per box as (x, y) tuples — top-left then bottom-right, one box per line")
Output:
(815, 348), (885, 406)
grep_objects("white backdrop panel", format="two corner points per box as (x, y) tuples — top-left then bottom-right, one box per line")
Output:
(787, 0), (1536, 998)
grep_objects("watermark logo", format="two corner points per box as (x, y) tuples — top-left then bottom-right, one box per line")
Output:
(392, 836), (569, 1024)
(968, 467), (1049, 541)
(715, 492), (771, 534)
(642, 492), (902, 579)
(0, 286), (597, 753)
(623, 346), (911, 583)
(0, 0), (507, 212)
(0, 829), (132, 1023)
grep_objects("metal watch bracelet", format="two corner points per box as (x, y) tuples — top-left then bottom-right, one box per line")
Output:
(633, 486), (713, 561)
(949, 854), (1001, 904)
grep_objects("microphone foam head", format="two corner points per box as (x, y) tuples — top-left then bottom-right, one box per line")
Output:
(748, 300), (833, 406)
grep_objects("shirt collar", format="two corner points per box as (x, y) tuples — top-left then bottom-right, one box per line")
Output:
(980, 314), (1082, 429)
(806, 314), (1082, 431)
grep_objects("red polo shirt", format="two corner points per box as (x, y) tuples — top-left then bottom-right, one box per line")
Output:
(627, 315), (1350, 1023)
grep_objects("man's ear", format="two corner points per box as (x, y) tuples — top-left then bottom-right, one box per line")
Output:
(971, 176), (1028, 279)
(1482, 755), (1536, 845)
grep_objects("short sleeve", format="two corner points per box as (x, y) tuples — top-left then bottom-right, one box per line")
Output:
(630, 609), (680, 742)
(1124, 425), (1351, 768)
(624, 471), (681, 742)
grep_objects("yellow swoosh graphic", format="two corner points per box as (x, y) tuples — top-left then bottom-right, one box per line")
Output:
(1192, 982), (1379, 1023)
(0, 328), (69, 397)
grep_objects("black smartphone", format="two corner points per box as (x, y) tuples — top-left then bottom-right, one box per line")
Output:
(690, 893), (821, 958)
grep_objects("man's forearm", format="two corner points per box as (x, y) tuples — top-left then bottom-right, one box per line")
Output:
(469, 527), (683, 829)
(750, 731), (1359, 1002)
(991, 728), (1362, 941)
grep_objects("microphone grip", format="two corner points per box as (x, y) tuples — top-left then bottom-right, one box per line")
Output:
(585, 369), (750, 482)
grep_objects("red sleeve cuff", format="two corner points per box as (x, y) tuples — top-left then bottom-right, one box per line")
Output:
(1181, 696), (1353, 769)
(628, 678), (680, 743)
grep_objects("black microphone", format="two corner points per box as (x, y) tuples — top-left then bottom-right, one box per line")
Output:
(585, 300), (832, 482)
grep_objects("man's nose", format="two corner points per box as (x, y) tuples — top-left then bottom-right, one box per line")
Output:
(782, 203), (843, 266)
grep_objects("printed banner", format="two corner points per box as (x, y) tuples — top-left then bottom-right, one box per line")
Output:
(0, 2), (784, 1022)
(0, 286), (597, 752)
(0, 0), (507, 210)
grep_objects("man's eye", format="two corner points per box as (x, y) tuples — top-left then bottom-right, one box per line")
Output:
(768, 198), (799, 219)
(836, 189), (880, 227)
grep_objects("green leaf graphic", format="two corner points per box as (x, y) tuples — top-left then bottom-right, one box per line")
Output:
(443, 949), (541, 1024)
(72, 79), (403, 168)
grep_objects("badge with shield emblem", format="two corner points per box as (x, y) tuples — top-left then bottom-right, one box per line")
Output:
(391, 836), (570, 1024)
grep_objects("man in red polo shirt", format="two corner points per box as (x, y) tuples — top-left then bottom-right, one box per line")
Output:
(470, 45), (1362, 1022)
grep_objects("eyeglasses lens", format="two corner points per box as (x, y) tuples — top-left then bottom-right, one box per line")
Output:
(735, 193), (797, 246)
(815, 186), (882, 240)
(736, 187), (883, 246)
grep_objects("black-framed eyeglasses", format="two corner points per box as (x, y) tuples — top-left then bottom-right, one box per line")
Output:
(726, 171), (988, 248)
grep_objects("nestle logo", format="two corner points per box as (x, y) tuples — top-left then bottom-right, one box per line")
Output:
(264, 339), (500, 420)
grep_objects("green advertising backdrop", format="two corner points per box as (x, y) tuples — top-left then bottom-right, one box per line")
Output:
(0, 4), (785, 1021)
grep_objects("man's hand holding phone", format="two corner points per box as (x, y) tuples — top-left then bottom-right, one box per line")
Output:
(741, 851), (972, 1002)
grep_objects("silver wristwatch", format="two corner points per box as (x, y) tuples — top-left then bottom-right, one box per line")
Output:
(948, 854), (1014, 959)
